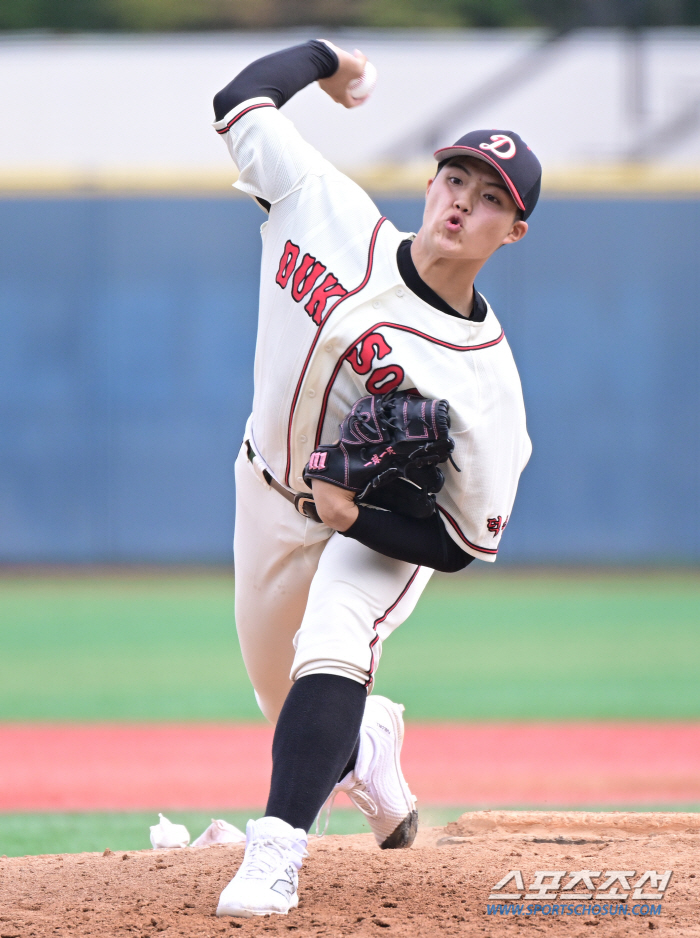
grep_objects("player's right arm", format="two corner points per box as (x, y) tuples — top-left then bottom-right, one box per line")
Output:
(212, 40), (367, 208)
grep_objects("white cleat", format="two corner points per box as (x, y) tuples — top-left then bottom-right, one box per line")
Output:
(330, 694), (418, 849)
(216, 817), (308, 918)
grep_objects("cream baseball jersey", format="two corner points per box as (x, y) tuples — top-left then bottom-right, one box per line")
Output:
(214, 96), (531, 562)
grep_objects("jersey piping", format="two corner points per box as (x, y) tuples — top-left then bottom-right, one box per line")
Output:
(215, 100), (276, 135)
(365, 566), (421, 688)
(438, 505), (499, 556)
(283, 215), (388, 486)
(314, 323), (505, 447)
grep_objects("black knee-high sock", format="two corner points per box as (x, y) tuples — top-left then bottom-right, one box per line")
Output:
(264, 674), (366, 832)
(339, 738), (359, 782)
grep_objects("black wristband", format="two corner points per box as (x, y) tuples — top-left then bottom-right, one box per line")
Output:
(214, 39), (338, 121)
(341, 505), (473, 573)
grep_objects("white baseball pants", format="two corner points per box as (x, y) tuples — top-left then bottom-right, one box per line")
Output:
(233, 444), (434, 724)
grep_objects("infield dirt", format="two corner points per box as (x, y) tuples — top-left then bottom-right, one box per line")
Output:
(1, 811), (698, 937)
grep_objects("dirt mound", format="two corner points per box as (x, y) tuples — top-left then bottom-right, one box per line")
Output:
(443, 809), (700, 840)
(1, 812), (698, 936)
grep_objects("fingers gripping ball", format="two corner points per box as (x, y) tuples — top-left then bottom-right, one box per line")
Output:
(348, 61), (377, 101)
(303, 390), (457, 520)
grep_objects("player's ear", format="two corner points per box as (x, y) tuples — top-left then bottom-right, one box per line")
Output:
(425, 177), (434, 197)
(502, 219), (528, 246)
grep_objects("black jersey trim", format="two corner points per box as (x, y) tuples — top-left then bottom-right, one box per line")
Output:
(215, 101), (276, 135)
(284, 216), (388, 487)
(314, 323), (505, 448)
(397, 239), (487, 322)
(365, 567), (421, 688)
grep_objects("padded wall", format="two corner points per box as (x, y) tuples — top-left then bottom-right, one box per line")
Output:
(1, 195), (698, 562)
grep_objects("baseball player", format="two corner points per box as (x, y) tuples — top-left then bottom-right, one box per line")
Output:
(210, 39), (541, 918)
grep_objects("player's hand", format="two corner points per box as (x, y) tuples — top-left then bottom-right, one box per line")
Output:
(311, 479), (359, 531)
(318, 41), (371, 109)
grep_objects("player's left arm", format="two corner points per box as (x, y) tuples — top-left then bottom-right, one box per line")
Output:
(312, 480), (473, 572)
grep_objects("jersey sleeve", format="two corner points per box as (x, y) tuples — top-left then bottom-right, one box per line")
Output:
(439, 431), (532, 563)
(213, 98), (327, 206)
(436, 342), (532, 563)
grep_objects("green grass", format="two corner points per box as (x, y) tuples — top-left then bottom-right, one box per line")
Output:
(0, 569), (699, 720)
(0, 575), (253, 721)
(0, 807), (463, 857)
(3, 804), (700, 858)
(375, 569), (700, 719)
(0, 809), (352, 857)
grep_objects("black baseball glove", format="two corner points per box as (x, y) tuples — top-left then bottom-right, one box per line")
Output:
(303, 389), (457, 520)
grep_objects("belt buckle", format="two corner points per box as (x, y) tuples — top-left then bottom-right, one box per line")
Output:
(294, 493), (321, 524)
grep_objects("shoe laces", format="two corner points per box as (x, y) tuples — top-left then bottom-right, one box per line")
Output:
(345, 780), (379, 817)
(315, 727), (383, 837)
(242, 836), (307, 880)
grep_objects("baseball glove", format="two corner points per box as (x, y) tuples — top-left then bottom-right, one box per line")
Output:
(303, 390), (457, 520)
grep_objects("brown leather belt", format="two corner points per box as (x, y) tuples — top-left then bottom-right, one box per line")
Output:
(246, 440), (321, 523)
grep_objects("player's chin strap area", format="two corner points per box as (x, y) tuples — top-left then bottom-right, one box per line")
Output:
(246, 440), (322, 524)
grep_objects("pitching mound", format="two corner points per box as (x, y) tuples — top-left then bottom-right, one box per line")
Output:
(1, 811), (698, 936)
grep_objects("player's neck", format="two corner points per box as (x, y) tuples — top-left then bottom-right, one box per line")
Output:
(409, 235), (485, 318)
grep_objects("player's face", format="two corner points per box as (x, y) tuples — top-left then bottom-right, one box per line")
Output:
(421, 157), (528, 262)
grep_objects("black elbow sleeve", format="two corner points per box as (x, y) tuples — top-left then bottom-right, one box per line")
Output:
(438, 544), (473, 573)
(212, 88), (231, 122)
(342, 505), (474, 572)
(213, 40), (338, 121)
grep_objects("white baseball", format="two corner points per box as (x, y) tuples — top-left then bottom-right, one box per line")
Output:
(348, 61), (377, 101)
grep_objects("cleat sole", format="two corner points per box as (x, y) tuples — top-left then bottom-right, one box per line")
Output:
(380, 809), (419, 849)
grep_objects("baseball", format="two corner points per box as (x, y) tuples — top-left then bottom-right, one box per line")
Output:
(348, 60), (377, 101)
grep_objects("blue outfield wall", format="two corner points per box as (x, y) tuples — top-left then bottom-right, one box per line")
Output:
(0, 195), (698, 563)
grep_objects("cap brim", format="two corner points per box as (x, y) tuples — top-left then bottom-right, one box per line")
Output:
(433, 146), (525, 212)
